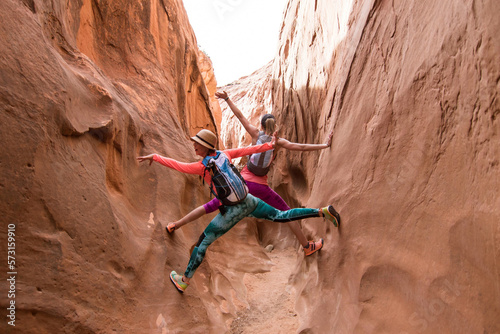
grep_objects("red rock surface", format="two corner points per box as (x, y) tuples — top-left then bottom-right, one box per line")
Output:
(220, 0), (500, 333)
(1, 0), (499, 333)
(0, 0), (249, 333)
(198, 50), (223, 140)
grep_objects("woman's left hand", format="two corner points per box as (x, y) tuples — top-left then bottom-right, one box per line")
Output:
(326, 130), (333, 147)
(271, 131), (279, 147)
(215, 91), (229, 100)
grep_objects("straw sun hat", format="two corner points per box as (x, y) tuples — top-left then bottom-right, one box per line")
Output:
(191, 129), (217, 150)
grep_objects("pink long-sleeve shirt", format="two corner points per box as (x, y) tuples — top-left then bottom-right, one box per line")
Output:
(152, 142), (275, 185)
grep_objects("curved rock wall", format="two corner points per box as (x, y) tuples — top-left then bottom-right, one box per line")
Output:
(1, 0), (499, 333)
(269, 0), (499, 333)
(220, 0), (500, 333)
(0, 0), (247, 332)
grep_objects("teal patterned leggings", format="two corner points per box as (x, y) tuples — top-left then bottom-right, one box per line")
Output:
(184, 194), (319, 278)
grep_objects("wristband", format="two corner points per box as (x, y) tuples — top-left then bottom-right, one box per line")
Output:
(224, 97), (229, 101)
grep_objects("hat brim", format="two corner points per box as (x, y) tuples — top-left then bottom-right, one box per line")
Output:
(190, 136), (215, 150)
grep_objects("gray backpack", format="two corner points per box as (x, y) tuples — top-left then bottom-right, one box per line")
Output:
(246, 132), (274, 176)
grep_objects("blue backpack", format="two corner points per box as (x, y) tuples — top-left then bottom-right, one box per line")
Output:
(202, 151), (248, 207)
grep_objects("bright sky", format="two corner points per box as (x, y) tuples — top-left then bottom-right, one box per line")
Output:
(183, 0), (288, 86)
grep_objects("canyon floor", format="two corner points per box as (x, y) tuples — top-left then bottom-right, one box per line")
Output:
(229, 247), (300, 334)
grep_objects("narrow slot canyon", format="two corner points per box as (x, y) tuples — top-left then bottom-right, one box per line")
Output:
(1, 0), (499, 333)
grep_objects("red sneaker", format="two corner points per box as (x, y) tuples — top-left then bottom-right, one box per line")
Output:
(304, 239), (324, 256)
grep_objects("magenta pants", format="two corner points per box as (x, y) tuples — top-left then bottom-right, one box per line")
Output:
(203, 181), (290, 213)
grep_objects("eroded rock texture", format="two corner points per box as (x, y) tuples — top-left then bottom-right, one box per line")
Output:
(0, 0), (256, 333)
(220, 0), (500, 333)
(1, 0), (499, 333)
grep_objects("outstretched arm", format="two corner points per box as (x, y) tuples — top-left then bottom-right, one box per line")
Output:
(167, 205), (206, 232)
(216, 91), (260, 141)
(167, 198), (221, 233)
(137, 154), (205, 175)
(277, 130), (333, 151)
(224, 131), (278, 160)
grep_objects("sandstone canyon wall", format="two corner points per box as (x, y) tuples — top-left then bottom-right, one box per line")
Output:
(1, 0), (499, 333)
(218, 0), (500, 333)
(0, 0), (256, 333)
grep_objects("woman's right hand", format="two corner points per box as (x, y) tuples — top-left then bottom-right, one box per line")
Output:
(137, 154), (155, 165)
